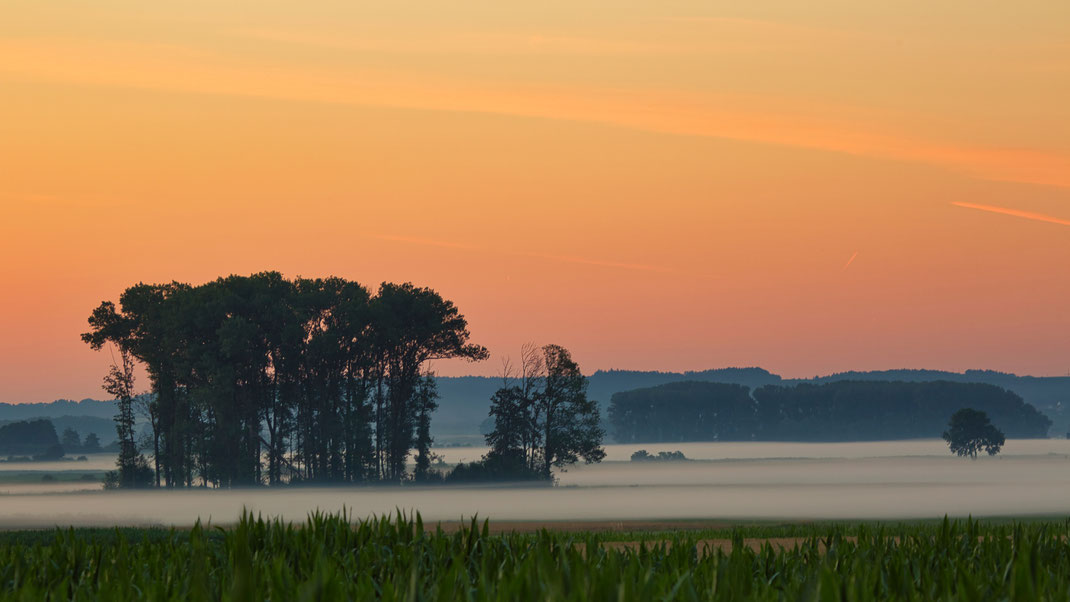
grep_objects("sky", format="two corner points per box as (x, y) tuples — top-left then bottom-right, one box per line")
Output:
(1, 1), (1068, 403)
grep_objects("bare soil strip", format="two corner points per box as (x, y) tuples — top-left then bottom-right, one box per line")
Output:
(430, 519), (739, 534)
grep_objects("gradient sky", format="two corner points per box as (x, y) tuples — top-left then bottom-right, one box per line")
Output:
(2, 1), (1069, 403)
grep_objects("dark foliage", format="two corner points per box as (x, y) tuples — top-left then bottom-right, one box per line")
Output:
(630, 449), (687, 462)
(0, 419), (61, 456)
(943, 408), (1006, 458)
(610, 380), (1050, 443)
(82, 272), (486, 487)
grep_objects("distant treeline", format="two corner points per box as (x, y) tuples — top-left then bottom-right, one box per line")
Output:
(0, 418), (108, 459)
(83, 273), (486, 488)
(417, 367), (1070, 440)
(609, 381), (1052, 443)
(13, 366), (1067, 442)
(0, 419), (62, 458)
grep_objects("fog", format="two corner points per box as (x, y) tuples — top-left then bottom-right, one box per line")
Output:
(2, 440), (1069, 528)
(0, 454), (117, 473)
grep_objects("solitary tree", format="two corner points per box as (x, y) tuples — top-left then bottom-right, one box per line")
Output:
(943, 408), (1005, 458)
(483, 344), (605, 481)
(61, 428), (82, 453)
(82, 432), (102, 453)
(102, 347), (152, 487)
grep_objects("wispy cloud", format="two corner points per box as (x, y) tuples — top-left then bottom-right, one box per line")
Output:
(231, 28), (678, 57)
(951, 202), (1070, 227)
(3, 37), (1069, 189)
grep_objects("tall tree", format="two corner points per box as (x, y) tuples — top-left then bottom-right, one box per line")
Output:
(412, 373), (439, 481)
(102, 347), (151, 487)
(484, 344), (604, 481)
(371, 282), (488, 481)
(536, 345), (605, 479)
(84, 273), (485, 487)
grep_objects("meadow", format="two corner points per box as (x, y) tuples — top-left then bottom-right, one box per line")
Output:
(3, 511), (1070, 600)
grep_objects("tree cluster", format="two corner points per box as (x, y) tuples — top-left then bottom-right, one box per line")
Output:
(0, 419), (63, 459)
(452, 344), (605, 482)
(630, 450), (687, 462)
(60, 428), (102, 454)
(82, 273), (486, 487)
(610, 380), (1051, 443)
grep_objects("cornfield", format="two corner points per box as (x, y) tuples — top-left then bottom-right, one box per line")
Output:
(3, 511), (1070, 600)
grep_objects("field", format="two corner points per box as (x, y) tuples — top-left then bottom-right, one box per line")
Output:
(4, 440), (1070, 599)
(4, 512), (1070, 600)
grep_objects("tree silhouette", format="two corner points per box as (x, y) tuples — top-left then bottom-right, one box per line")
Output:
(102, 347), (152, 487)
(482, 344), (604, 481)
(83, 273), (485, 487)
(82, 432), (102, 453)
(61, 428), (81, 453)
(943, 408), (1006, 458)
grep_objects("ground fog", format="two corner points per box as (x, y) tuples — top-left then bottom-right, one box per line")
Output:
(2, 440), (1068, 527)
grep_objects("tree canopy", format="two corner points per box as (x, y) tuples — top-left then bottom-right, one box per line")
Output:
(0, 419), (60, 457)
(82, 273), (486, 487)
(467, 344), (605, 481)
(943, 408), (1006, 458)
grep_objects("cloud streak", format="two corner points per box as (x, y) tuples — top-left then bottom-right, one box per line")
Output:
(2, 38), (1069, 189)
(951, 202), (1070, 227)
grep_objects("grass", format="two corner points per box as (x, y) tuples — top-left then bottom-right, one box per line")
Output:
(3, 512), (1070, 600)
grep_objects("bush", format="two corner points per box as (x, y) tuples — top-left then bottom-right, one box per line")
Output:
(630, 449), (687, 462)
(32, 444), (65, 461)
(103, 463), (154, 490)
(445, 451), (543, 483)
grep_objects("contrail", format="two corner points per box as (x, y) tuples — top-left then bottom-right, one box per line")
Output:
(842, 251), (859, 271)
(951, 202), (1070, 227)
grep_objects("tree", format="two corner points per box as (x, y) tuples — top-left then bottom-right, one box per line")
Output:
(61, 428), (82, 453)
(83, 273), (485, 487)
(369, 282), (488, 481)
(482, 344), (604, 481)
(0, 419), (61, 456)
(943, 408), (1006, 458)
(537, 345), (605, 478)
(412, 373), (439, 481)
(102, 347), (152, 487)
(83, 432), (102, 453)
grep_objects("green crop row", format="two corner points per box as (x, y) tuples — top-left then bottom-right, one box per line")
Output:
(3, 512), (1070, 600)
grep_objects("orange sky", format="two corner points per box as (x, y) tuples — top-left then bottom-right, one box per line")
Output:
(1, 1), (1069, 402)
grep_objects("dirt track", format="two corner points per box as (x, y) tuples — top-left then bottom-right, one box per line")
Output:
(431, 519), (739, 534)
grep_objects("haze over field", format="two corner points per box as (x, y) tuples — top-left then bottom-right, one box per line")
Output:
(3, 440), (1070, 526)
